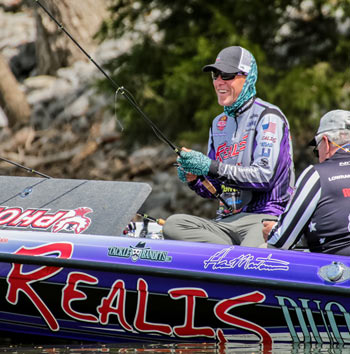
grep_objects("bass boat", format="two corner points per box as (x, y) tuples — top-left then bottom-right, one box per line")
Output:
(0, 176), (349, 347)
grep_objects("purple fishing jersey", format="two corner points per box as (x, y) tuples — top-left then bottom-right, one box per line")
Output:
(189, 97), (295, 216)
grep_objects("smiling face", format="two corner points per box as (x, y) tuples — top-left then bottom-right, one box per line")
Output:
(213, 74), (247, 106)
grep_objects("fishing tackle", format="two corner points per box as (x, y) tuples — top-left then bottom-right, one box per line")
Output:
(34, 0), (233, 212)
(137, 212), (165, 226)
(0, 156), (51, 179)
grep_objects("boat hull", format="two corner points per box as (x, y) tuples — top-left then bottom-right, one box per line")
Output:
(0, 230), (350, 345)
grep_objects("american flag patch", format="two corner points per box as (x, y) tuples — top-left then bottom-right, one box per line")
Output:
(262, 122), (276, 134)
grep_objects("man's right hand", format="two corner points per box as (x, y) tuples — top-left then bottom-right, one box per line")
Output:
(262, 221), (277, 242)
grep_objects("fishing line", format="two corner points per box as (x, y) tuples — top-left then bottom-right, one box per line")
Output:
(114, 88), (124, 132)
(33, 0), (233, 211)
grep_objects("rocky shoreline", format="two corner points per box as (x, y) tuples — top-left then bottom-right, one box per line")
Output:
(0, 1), (217, 221)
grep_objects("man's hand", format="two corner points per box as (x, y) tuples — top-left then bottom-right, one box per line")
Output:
(262, 220), (277, 242)
(177, 166), (198, 183)
(177, 148), (211, 176)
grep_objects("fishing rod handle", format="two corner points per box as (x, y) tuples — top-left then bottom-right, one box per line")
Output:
(200, 177), (217, 195)
(157, 218), (165, 226)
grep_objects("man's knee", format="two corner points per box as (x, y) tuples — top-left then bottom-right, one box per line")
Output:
(163, 214), (185, 239)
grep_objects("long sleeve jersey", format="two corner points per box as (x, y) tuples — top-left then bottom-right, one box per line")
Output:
(268, 147), (350, 255)
(189, 97), (295, 216)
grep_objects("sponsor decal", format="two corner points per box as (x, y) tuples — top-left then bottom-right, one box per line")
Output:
(262, 136), (277, 143)
(260, 142), (273, 148)
(343, 188), (350, 197)
(108, 241), (172, 263)
(328, 174), (350, 182)
(0, 206), (92, 234)
(246, 119), (257, 130)
(258, 158), (269, 167)
(339, 161), (350, 166)
(4, 242), (270, 344)
(217, 115), (228, 131)
(3, 242), (350, 345)
(0, 237), (8, 243)
(203, 247), (289, 271)
(262, 122), (276, 134)
(261, 148), (271, 157)
(215, 135), (248, 162)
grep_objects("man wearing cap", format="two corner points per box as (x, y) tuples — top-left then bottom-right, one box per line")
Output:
(264, 110), (350, 255)
(163, 46), (295, 246)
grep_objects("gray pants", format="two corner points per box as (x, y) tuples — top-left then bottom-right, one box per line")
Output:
(163, 213), (276, 247)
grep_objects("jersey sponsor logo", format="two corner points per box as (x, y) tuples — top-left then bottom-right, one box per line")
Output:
(328, 174), (350, 182)
(215, 135), (248, 162)
(258, 158), (269, 167)
(339, 161), (350, 166)
(246, 120), (257, 129)
(217, 115), (228, 131)
(261, 148), (271, 157)
(262, 122), (276, 134)
(260, 142), (273, 148)
(262, 135), (277, 143)
(343, 188), (350, 197)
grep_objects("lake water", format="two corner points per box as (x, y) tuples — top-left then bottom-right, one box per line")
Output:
(1, 339), (350, 354)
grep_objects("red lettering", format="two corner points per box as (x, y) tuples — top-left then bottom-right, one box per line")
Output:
(0, 208), (21, 225)
(8, 209), (47, 227)
(62, 272), (98, 323)
(32, 211), (68, 229)
(134, 278), (172, 335)
(343, 188), (350, 197)
(214, 291), (272, 344)
(239, 135), (248, 151)
(6, 242), (73, 331)
(216, 143), (227, 162)
(169, 288), (215, 338)
(230, 143), (239, 157)
(97, 279), (132, 331)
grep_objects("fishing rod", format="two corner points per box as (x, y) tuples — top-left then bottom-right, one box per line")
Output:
(0, 156), (51, 179)
(137, 212), (165, 226)
(34, 0), (232, 212)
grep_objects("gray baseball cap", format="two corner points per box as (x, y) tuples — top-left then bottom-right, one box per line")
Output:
(202, 46), (252, 74)
(309, 109), (350, 146)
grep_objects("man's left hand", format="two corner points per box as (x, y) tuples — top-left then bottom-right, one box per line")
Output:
(178, 148), (211, 176)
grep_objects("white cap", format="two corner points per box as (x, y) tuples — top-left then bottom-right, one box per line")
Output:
(309, 110), (350, 146)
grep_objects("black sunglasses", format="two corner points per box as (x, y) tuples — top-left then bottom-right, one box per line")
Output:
(313, 138), (323, 158)
(211, 70), (245, 81)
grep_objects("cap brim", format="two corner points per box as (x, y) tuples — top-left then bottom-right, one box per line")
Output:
(202, 63), (240, 74)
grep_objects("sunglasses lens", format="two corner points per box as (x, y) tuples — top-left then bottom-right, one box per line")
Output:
(221, 73), (236, 80)
(211, 71), (238, 81)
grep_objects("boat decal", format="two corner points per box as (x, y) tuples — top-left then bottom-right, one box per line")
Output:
(3, 241), (350, 345)
(203, 247), (289, 271)
(0, 206), (93, 234)
(4, 242), (270, 343)
(6, 242), (74, 331)
(108, 241), (172, 263)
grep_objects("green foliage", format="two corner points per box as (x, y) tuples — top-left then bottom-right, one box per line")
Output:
(96, 0), (350, 154)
